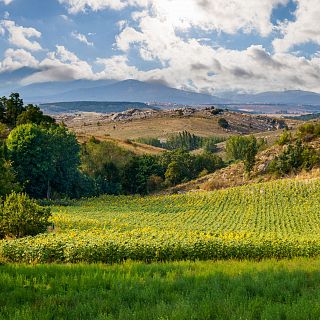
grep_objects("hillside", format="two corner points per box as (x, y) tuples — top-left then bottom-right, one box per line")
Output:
(56, 107), (292, 143)
(165, 133), (320, 194)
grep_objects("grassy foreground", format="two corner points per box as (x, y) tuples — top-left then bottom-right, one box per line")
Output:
(1, 258), (320, 319)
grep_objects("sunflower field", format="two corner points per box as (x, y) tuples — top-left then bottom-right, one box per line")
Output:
(2, 179), (320, 263)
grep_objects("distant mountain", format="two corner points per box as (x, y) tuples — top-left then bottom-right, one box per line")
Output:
(37, 79), (226, 105)
(0, 67), (38, 96)
(16, 79), (117, 103)
(3, 74), (320, 108)
(223, 90), (320, 105)
(40, 101), (151, 114)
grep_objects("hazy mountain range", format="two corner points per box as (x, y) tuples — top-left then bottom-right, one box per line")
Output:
(2, 77), (320, 107)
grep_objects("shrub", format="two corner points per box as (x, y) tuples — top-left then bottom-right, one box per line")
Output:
(0, 192), (51, 239)
(268, 139), (319, 175)
(277, 130), (292, 146)
(218, 118), (229, 129)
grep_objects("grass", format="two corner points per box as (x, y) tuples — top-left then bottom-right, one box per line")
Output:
(1, 258), (320, 319)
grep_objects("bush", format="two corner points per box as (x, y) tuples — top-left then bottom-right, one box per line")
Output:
(268, 139), (319, 175)
(0, 193), (51, 239)
(218, 118), (229, 129)
(277, 130), (292, 146)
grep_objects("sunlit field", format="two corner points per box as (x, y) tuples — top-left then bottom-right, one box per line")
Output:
(2, 179), (320, 263)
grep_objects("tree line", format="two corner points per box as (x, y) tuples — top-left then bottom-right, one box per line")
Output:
(0, 93), (225, 200)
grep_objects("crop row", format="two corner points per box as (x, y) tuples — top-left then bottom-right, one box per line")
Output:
(2, 179), (320, 263)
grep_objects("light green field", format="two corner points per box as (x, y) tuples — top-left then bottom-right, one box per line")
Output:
(2, 179), (320, 263)
(1, 259), (320, 319)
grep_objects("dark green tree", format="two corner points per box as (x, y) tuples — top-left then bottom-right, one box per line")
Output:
(243, 136), (258, 174)
(16, 105), (55, 126)
(6, 124), (81, 199)
(122, 155), (163, 194)
(2, 93), (25, 127)
(226, 135), (258, 175)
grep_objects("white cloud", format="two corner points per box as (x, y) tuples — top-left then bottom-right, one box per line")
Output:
(21, 45), (95, 84)
(71, 31), (94, 46)
(60, 0), (287, 36)
(96, 55), (139, 79)
(273, 0), (320, 52)
(58, 0), (129, 13)
(1, 0), (13, 5)
(0, 20), (43, 51)
(0, 48), (39, 72)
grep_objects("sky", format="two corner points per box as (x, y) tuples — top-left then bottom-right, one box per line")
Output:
(0, 0), (320, 94)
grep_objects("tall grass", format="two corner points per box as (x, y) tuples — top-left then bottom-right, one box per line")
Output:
(1, 258), (320, 319)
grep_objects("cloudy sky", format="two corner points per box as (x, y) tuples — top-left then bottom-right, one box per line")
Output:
(0, 0), (320, 94)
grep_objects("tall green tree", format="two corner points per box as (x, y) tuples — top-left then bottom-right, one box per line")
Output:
(226, 135), (258, 175)
(2, 93), (25, 127)
(6, 124), (81, 199)
(16, 105), (55, 126)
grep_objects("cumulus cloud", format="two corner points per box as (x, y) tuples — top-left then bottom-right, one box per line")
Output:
(21, 46), (95, 84)
(0, 20), (42, 51)
(273, 0), (320, 52)
(71, 31), (94, 46)
(59, 0), (288, 36)
(0, 48), (39, 72)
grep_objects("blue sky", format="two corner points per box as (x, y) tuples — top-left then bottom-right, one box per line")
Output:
(0, 0), (320, 93)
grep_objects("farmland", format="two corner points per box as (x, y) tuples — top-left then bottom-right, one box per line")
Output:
(2, 178), (320, 263)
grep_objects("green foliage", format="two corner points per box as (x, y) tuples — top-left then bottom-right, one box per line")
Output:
(0, 123), (8, 139)
(203, 138), (218, 153)
(194, 151), (224, 174)
(297, 122), (320, 141)
(16, 104), (55, 126)
(166, 131), (202, 151)
(3, 259), (320, 319)
(80, 138), (223, 195)
(277, 129), (292, 145)
(269, 139), (319, 175)
(135, 137), (163, 148)
(226, 135), (258, 174)
(122, 155), (164, 194)
(0, 93), (55, 128)
(218, 117), (229, 129)
(81, 138), (134, 195)
(226, 136), (248, 160)
(243, 137), (258, 174)
(164, 161), (182, 186)
(6, 124), (81, 199)
(0, 192), (51, 239)
(136, 132), (226, 152)
(0, 93), (25, 127)
(161, 149), (224, 187)
(3, 179), (320, 263)
(0, 142), (19, 197)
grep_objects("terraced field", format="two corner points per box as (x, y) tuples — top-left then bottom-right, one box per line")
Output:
(2, 179), (320, 263)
